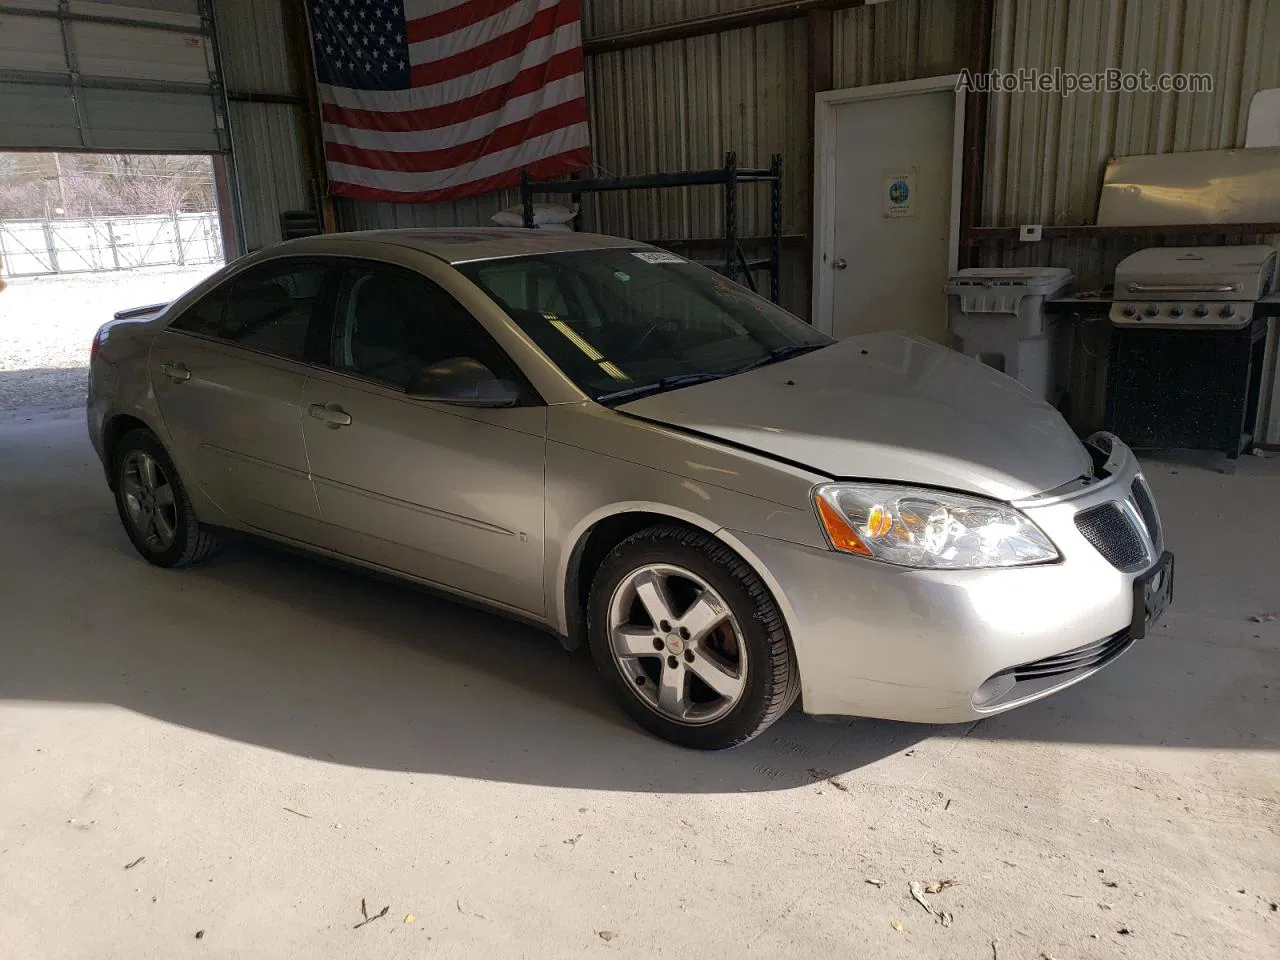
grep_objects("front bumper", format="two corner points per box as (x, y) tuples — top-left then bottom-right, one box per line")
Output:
(729, 440), (1169, 724)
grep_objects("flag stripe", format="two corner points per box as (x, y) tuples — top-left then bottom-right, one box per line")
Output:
(321, 48), (583, 134)
(318, 21), (581, 116)
(309, 0), (589, 203)
(327, 127), (590, 194)
(317, 21), (581, 114)
(324, 74), (584, 151)
(401, 0), (484, 24)
(405, 0), (527, 43)
(330, 146), (591, 203)
(325, 98), (586, 172)
(407, 0), (553, 49)
(409, 0), (571, 87)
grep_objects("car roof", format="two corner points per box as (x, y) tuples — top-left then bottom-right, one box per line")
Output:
(279, 228), (643, 265)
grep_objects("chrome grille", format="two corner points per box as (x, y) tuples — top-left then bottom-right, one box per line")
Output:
(1130, 478), (1161, 548)
(1011, 629), (1134, 682)
(1075, 503), (1147, 571)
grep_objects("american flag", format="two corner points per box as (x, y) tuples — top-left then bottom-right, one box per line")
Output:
(306, 0), (591, 203)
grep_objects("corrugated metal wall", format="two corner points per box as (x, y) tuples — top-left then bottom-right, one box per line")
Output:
(979, 0), (1280, 283)
(334, 188), (523, 230)
(833, 0), (965, 87)
(319, 0), (1275, 322)
(326, 0), (966, 317)
(330, 1), (831, 317)
(212, 0), (311, 253)
(972, 0), (1280, 432)
(581, 0), (785, 35)
(579, 18), (810, 312)
(582, 21), (807, 243)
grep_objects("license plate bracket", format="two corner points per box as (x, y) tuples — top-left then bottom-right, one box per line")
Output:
(1131, 551), (1174, 639)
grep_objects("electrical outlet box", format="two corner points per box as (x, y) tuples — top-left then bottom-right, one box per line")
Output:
(1019, 224), (1043, 242)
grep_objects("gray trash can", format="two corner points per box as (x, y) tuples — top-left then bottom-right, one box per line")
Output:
(946, 267), (1073, 401)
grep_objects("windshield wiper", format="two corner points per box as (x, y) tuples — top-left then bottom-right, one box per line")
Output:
(596, 372), (726, 405)
(732, 342), (828, 375)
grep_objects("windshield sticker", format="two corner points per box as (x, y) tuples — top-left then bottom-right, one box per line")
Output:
(631, 251), (685, 264)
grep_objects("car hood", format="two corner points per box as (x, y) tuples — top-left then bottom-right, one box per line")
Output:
(616, 333), (1093, 501)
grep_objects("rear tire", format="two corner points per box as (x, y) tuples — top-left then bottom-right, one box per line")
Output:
(587, 524), (799, 750)
(112, 428), (223, 568)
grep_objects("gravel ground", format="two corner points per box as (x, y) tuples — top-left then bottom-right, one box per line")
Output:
(0, 266), (219, 414)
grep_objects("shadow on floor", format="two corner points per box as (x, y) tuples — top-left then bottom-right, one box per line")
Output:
(0, 412), (927, 791)
(1, 413), (1275, 795)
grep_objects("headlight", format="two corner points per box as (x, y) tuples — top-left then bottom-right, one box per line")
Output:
(813, 483), (1059, 569)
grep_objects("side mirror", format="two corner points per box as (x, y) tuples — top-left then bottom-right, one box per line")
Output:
(404, 357), (520, 408)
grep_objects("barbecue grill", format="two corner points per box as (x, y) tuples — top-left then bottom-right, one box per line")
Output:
(1104, 245), (1279, 459)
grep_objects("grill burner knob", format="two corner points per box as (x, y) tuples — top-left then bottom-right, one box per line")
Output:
(1168, 306), (1184, 317)
(1220, 304), (1235, 318)
(1144, 304), (1160, 317)
(1193, 304), (1209, 317)
(1120, 305), (1137, 318)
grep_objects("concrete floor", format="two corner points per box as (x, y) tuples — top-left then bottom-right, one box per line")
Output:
(1, 407), (1277, 960)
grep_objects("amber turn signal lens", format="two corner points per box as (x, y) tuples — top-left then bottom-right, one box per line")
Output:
(815, 494), (872, 556)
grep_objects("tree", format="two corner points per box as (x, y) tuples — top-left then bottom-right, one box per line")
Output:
(0, 151), (217, 218)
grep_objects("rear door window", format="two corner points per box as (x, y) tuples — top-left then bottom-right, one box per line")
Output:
(170, 259), (330, 361)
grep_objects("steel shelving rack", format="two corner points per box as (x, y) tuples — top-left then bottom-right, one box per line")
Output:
(520, 151), (783, 303)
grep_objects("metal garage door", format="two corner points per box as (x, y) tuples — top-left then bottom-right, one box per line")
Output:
(0, 0), (229, 152)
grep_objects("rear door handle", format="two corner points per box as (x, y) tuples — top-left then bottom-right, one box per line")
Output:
(159, 361), (191, 382)
(308, 402), (352, 428)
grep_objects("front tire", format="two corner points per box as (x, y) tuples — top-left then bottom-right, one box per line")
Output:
(112, 428), (223, 568)
(587, 525), (799, 750)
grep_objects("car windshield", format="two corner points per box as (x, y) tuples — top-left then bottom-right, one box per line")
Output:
(457, 248), (832, 403)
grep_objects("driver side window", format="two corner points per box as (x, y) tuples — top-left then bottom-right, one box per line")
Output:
(327, 263), (516, 391)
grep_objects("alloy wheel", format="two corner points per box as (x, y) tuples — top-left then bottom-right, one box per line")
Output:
(606, 563), (747, 725)
(120, 450), (178, 551)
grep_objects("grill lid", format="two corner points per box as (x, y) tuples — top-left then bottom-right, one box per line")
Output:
(1113, 245), (1278, 301)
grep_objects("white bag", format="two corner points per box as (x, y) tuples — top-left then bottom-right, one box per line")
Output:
(491, 202), (579, 229)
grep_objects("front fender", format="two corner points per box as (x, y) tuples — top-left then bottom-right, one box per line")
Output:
(543, 405), (829, 638)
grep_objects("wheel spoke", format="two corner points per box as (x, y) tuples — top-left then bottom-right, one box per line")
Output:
(153, 483), (175, 508)
(678, 592), (728, 643)
(612, 626), (658, 658)
(122, 478), (145, 507)
(687, 653), (745, 701)
(657, 661), (687, 716)
(152, 505), (176, 544)
(633, 570), (676, 627)
(138, 454), (158, 492)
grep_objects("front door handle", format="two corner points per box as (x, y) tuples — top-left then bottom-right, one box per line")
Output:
(832, 258), (848, 270)
(159, 361), (191, 382)
(308, 402), (352, 428)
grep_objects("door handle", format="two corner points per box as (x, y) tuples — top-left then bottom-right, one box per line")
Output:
(159, 361), (191, 382)
(308, 402), (352, 428)
(832, 258), (848, 270)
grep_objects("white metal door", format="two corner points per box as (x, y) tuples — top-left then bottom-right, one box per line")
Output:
(815, 79), (962, 343)
(0, 1), (228, 152)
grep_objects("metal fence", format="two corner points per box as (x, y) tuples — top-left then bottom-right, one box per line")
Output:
(0, 213), (223, 278)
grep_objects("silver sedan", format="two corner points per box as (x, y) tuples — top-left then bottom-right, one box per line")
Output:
(87, 229), (1173, 749)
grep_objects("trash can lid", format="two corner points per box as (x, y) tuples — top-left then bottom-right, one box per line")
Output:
(947, 266), (1073, 295)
